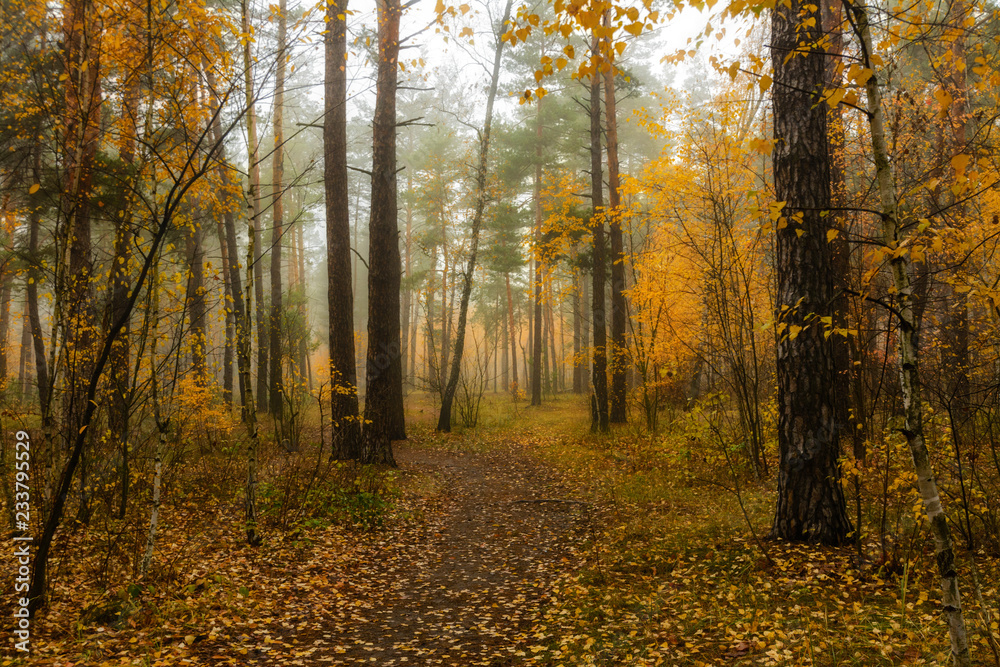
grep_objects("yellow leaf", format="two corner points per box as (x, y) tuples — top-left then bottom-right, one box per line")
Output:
(788, 325), (803, 340)
(951, 153), (971, 177)
(29, 183), (40, 194)
(759, 74), (772, 92)
(827, 228), (839, 242)
(624, 21), (643, 36)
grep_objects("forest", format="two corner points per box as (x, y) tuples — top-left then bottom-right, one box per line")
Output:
(2, 0), (1000, 662)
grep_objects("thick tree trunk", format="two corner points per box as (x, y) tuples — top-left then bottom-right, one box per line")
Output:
(325, 0), (361, 459)
(769, 0), (851, 545)
(362, 0), (404, 464)
(603, 19), (627, 424)
(849, 4), (971, 663)
(269, 0), (287, 416)
(437, 0), (512, 431)
(590, 35), (609, 433)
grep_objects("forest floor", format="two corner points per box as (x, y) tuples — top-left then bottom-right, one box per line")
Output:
(7, 394), (1000, 666)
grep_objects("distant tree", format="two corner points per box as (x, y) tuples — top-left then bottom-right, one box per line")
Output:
(437, 0), (514, 431)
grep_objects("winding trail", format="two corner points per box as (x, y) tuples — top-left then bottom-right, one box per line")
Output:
(204, 437), (590, 666)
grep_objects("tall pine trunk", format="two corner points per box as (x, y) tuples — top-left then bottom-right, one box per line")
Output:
(506, 273), (518, 396)
(325, 0), (361, 459)
(531, 96), (543, 407)
(362, 0), (404, 464)
(603, 17), (627, 424)
(269, 0), (287, 416)
(769, 0), (851, 545)
(590, 34), (609, 432)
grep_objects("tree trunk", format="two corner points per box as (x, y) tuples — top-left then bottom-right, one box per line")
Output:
(325, 0), (361, 459)
(245, 3), (267, 413)
(531, 96), (543, 407)
(506, 273), (518, 396)
(573, 269), (581, 393)
(26, 139), (51, 426)
(362, 0), (404, 464)
(0, 277), (11, 384)
(590, 33), (609, 433)
(186, 224), (207, 384)
(141, 261), (165, 578)
(582, 271), (589, 385)
(107, 181), (134, 519)
(218, 216), (235, 406)
(849, 4), (971, 663)
(17, 304), (31, 398)
(770, 0), (851, 545)
(437, 0), (512, 431)
(208, 70), (249, 411)
(241, 0), (263, 545)
(440, 232), (450, 393)
(269, 0), (287, 416)
(402, 167), (413, 389)
(60, 0), (101, 455)
(603, 17), (627, 424)
(822, 0), (863, 462)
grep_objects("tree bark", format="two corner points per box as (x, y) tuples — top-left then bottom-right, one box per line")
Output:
(325, 0), (361, 459)
(590, 34), (609, 433)
(269, 0), (287, 416)
(506, 273), (518, 396)
(531, 95), (543, 407)
(436, 0), (512, 431)
(362, 0), (404, 464)
(186, 223), (207, 384)
(241, 0), (263, 544)
(573, 267), (582, 393)
(208, 70), (249, 411)
(769, 0), (851, 545)
(60, 0), (101, 455)
(603, 15), (627, 424)
(244, 1), (267, 413)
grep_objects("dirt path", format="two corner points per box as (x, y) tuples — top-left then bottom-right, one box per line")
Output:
(210, 438), (590, 666)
